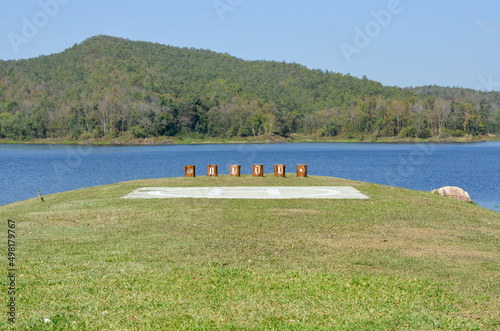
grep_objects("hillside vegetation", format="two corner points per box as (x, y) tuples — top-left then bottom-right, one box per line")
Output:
(1, 175), (499, 329)
(0, 35), (499, 142)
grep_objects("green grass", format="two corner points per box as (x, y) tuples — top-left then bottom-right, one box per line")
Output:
(1, 175), (499, 330)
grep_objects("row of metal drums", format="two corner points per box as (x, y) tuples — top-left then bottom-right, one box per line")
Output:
(185, 164), (308, 178)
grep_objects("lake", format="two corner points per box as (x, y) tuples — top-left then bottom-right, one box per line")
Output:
(1, 142), (499, 212)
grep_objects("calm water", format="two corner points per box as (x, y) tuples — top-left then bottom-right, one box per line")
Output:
(1, 143), (499, 212)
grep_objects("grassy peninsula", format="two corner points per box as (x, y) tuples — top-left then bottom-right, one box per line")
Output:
(1, 175), (499, 329)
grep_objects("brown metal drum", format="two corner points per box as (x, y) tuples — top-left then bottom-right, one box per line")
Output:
(185, 165), (196, 177)
(207, 165), (218, 177)
(274, 164), (286, 177)
(297, 164), (308, 177)
(253, 164), (264, 177)
(230, 165), (241, 177)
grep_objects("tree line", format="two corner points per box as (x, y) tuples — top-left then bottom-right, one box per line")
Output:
(0, 35), (499, 141)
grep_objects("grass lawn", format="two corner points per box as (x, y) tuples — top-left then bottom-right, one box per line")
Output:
(1, 175), (499, 330)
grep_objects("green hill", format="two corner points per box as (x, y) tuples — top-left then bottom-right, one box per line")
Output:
(0, 35), (499, 142)
(1, 175), (499, 329)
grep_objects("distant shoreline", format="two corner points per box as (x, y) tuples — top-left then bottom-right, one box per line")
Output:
(1, 133), (499, 146)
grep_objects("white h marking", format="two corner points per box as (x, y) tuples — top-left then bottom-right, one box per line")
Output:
(208, 188), (223, 196)
(267, 189), (281, 196)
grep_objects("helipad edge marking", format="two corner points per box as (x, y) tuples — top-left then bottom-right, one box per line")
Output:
(122, 186), (369, 200)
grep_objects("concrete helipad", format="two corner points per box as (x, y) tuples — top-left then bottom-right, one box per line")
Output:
(122, 186), (369, 200)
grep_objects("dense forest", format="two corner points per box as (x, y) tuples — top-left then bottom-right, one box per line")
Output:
(1, 35), (499, 141)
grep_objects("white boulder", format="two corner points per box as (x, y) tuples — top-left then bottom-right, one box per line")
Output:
(431, 186), (472, 203)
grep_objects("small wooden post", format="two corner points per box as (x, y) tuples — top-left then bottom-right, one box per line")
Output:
(185, 165), (195, 177)
(274, 164), (286, 177)
(253, 164), (264, 177)
(207, 165), (218, 177)
(230, 165), (241, 177)
(297, 164), (308, 177)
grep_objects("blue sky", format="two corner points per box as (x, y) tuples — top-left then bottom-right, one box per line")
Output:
(1, 0), (499, 91)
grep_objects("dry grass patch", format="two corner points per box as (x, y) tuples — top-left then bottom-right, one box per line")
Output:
(404, 244), (498, 260)
(270, 208), (324, 217)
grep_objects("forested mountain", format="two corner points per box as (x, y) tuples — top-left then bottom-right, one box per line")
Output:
(0, 35), (499, 141)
